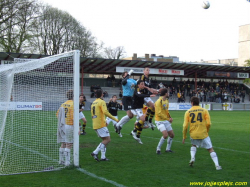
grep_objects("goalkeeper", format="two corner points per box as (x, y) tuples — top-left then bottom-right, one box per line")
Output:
(56, 89), (76, 166)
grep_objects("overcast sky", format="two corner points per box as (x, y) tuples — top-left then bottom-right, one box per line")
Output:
(42, 0), (250, 62)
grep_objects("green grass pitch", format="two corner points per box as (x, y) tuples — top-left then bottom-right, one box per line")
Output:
(0, 110), (249, 187)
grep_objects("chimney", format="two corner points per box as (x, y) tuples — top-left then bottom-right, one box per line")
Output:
(133, 53), (137, 58)
(145, 54), (149, 59)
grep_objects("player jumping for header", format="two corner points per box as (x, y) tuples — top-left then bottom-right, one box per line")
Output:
(130, 80), (156, 144)
(139, 67), (159, 129)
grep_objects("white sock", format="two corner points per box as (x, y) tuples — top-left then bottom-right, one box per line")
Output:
(64, 148), (71, 165)
(210, 152), (219, 166)
(117, 115), (130, 127)
(166, 137), (173, 151)
(93, 143), (102, 154)
(157, 136), (166, 151)
(190, 146), (197, 160)
(100, 143), (106, 159)
(59, 148), (65, 163)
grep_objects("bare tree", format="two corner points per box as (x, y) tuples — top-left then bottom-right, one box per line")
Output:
(103, 46), (126, 59)
(0, 0), (39, 52)
(0, 1), (104, 56)
(30, 4), (103, 57)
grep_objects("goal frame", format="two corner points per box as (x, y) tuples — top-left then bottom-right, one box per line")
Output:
(0, 50), (80, 175)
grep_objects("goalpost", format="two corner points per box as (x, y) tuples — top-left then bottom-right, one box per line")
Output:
(0, 50), (80, 175)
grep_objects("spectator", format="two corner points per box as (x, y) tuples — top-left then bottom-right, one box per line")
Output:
(200, 91), (204, 102)
(172, 77), (176, 87)
(111, 75), (116, 87)
(187, 84), (191, 96)
(103, 90), (109, 98)
(234, 96), (240, 103)
(91, 90), (96, 98)
(181, 91), (185, 103)
(241, 91), (245, 103)
(177, 91), (182, 103)
(119, 90), (123, 99)
(223, 91), (228, 102)
(107, 76), (112, 87)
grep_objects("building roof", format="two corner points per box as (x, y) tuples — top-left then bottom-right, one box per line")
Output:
(1, 52), (249, 79)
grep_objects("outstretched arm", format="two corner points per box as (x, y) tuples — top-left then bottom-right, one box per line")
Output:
(121, 75), (130, 85)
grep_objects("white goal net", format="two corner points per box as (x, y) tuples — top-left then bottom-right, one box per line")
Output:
(0, 50), (80, 175)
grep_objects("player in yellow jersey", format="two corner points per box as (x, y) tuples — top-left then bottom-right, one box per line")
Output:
(182, 97), (222, 170)
(155, 88), (174, 154)
(56, 89), (74, 166)
(91, 89), (119, 161)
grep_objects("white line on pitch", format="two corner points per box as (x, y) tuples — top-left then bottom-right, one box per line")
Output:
(3, 139), (127, 187)
(143, 136), (250, 154)
(105, 129), (250, 154)
(77, 168), (127, 187)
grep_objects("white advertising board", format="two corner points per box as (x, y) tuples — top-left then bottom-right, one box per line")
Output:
(0, 102), (42, 110)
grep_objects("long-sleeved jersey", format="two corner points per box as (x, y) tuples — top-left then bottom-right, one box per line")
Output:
(122, 75), (137, 97)
(91, 98), (118, 129)
(183, 106), (211, 140)
(132, 86), (151, 109)
(155, 96), (171, 121)
(56, 100), (74, 125)
(107, 101), (122, 116)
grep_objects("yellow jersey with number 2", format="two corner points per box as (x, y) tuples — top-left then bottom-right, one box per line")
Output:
(183, 106), (211, 140)
(91, 98), (118, 130)
(56, 100), (74, 125)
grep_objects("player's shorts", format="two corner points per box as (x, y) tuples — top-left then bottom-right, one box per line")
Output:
(106, 116), (118, 126)
(65, 124), (74, 143)
(79, 112), (85, 119)
(155, 120), (173, 132)
(190, 136), (213, 149)
(131, 109), (144, 121)
(122, 96), (133, 111)
(144, 97), (154, 104)
(95, 127), (110, 137)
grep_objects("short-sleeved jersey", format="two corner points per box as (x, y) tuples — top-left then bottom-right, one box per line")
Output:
(155, 96), (171, 121)
(132, 86), (151, 109)
(140, 74), (151, 94)
(122, 78), (137, 97)
(79, 101), (85, 109)
(57, 100), (74, 125)
(183, 106), (211, 140)
(107, 101), (122, 116)
(91, 98), (118, 129)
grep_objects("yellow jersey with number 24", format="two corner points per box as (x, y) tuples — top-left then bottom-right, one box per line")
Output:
(183, 106), (211, 140)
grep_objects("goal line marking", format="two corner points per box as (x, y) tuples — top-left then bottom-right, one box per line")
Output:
(1, 139), (127, 186)
(77, 168), (127, 187)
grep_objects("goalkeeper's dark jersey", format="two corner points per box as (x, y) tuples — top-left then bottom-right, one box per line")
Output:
(140, 74), (151, 94)
(132, 86), (151, 109)
(107, 101), (122, 116)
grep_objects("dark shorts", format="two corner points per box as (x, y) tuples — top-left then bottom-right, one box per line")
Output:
(122, 96), (133, 111)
